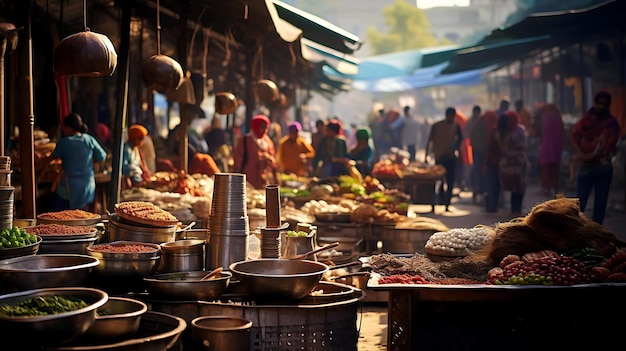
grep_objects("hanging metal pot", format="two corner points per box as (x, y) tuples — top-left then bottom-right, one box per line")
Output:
(141, 54), (184, 93)
(53, 30), (118, 77)
(253, 79), (280, 103)
(214, 92), (238, 114)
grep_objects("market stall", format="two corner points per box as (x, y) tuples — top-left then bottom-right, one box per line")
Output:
(360, 195), (626, 351)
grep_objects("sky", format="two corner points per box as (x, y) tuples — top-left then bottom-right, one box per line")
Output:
(416, 0), (470, 9)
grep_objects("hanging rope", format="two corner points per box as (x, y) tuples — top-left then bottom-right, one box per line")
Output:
(156, 0), (161, 55)
(188, 8), (206, 69)
(202, 28), (211, 79)
(82, 0), (89, 31)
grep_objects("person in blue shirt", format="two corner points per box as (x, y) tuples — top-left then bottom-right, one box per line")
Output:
(348, 128), (374, 177)
(49, 112), (107, 211)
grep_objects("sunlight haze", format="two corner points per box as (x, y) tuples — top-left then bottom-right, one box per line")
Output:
(416, 0), (470, 8)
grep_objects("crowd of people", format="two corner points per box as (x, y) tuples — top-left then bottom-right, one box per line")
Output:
(35, 90), (622, 225)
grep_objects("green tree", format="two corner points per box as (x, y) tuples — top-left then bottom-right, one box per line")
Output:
(366, 0), (446, 55)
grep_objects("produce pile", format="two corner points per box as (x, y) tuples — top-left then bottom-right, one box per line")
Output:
(369, 196), (626, 286)
(280, 175), (411, 216)
(0, 226), (38, 248)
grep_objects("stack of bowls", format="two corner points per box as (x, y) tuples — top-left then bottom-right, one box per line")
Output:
(206, 173), (249, 271)
(0, 156), (11, 188)
(0, 186), (14, 231)
(24, 224), (99, 255)
(107, 214), (178, 244)
(87, 241), (161, 280)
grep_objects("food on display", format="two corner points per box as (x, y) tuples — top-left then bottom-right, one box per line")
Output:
(395, 217), (449, 232)
(89, 243), (158, 253)
(367, 196), (626, 286)
(24, 224), (96, 236)
(37, 209), (100, 221)
(0, 295), (88, 317)
(425, 226), (495, 257)
(301, 199), (357, 215)
(115, 201), (179, 226)
(0, 226), (38, 248)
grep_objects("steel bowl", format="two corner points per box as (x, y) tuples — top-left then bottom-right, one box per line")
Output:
(229, 259), (328, 301)
(0, 254), (99, 293)
(85, 296), (147, 339)
(106, 215), (177, 244)
(46, 311), (187, 351)
(0, 234), (42, 260)
(0, 287), (108, 347)
(144, 270), (232, 301)
(23, 225), (98, 241)
(87, 241), (161, 280)
(39, 236), (99, 255)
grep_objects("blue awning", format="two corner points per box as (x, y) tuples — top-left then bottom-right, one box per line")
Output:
(350, 63), (493, 92)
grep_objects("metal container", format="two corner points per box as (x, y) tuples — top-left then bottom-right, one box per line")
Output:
(0, 235), (42, 260)
(205, 234), (248, 272)
(160, 239), (205, 273)
(229, 259), (328, 301)
(46, 311), (187, 351)
(38, 236), (99, 255)
(85, 296), (148, 339)
(87, 241), (162, 280)
(144, 270), (232, 301)
(107, 215), (177, 244)
(0, 254), (99, 293)
(0, 287), (108, 348)
(191, 316), (252, 351)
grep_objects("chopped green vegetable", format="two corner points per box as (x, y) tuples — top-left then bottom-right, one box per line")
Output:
(0, 295), (88, 317)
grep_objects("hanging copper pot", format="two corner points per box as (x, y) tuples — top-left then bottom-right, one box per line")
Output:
(215, 92), (238, 114)
(253, 79), (280, 103)
(141, 54), (184, 93)
(52, 30), (118, 77)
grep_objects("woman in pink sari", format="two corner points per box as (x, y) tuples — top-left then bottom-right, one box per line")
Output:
(536, 104), (565, 195)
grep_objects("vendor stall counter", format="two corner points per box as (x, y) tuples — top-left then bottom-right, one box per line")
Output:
(368, 275), (626, 351)
(375, 175), (442, 213)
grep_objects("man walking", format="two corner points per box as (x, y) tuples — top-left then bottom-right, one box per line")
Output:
(425, 107), (463, 212)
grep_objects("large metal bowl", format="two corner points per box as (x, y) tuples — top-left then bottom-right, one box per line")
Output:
(46, 311), (187, 351)
(87, 241), (161, 280)
(0, 287), (108, 347)
(0, 254), (99, 293)
(85, 296), (147, 339)
(144, 270), (232, 301)
(229, 259), (329, 301)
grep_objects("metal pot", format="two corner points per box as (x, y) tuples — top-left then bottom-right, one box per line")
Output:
(159, 239), (205, 273)
(107, 215), (177, 244)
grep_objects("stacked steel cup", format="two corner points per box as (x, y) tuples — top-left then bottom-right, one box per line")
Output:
(205, 173), (249, 271)
(0, 156), (12, 231)
(260, 184), (285, 258)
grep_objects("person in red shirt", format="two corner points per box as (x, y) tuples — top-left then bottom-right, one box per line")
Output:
(570, 91), (620, 224)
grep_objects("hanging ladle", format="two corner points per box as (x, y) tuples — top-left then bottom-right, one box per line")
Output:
(287, 242), (340, 260)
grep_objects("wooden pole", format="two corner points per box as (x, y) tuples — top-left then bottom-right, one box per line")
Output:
(16, 0), (36, 218)
(109, 2), (131, 211)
